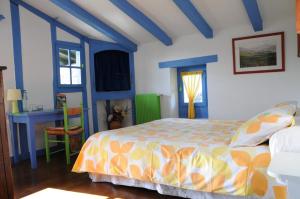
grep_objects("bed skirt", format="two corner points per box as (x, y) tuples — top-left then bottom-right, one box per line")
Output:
(89, 173), (257, 199)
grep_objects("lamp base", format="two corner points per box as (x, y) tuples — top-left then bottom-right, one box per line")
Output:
(11, 100), (19, 114)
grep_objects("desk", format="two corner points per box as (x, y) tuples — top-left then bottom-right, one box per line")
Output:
(8, 109), (89, 169)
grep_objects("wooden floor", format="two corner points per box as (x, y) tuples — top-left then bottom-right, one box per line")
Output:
(13, 152), (181, 199)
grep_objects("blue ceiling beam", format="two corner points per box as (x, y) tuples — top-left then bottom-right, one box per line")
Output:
(241, 0), (263, 31)
(173, 0), (213, 38)
(16, 0), (88, 42)
(50, 0), (137, 51)
(110, 0), (172, 46)
(0, 15), (5, 21)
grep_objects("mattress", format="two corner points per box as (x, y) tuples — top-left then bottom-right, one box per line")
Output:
(72, 118), (285, 198)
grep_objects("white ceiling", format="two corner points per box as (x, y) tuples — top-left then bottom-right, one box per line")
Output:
(23, 0), (294, 45)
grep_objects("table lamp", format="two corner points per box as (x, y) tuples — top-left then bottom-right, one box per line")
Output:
(7, 89), (22, 114)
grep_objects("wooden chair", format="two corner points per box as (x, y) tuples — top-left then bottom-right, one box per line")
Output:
(44, 103), (85, 164)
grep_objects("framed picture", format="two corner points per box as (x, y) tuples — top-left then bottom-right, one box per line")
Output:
(232, 32), (285, 74)
(56, 93), (67, 109)
(297, 34), (300, 57)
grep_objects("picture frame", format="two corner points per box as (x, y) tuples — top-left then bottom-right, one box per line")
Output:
(297, 34), (300, 57)
(232, 32), (285, 74)
(56, 93), (67, 109)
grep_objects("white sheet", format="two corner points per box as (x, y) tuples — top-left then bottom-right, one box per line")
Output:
(89, 173), (258, 199)
(269, 126), (300, 157)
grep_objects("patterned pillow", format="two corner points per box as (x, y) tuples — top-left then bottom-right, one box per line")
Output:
(230, 107), (294, 147)
(274, 101), (297, 116)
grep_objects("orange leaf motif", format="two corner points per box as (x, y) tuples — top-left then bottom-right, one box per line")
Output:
(231, 151), (251, 167)
(252, 153), (271, 168)
(233, 169), (248, 190)
(162, 159), (176, 177)
(110, 141), (120, 153)
(258, 114), (280, 123)
(246, 121), (261, 134)
(210, 175), (226, 192)
(85, 159), (96, 172)
(191, 173), (206, 190)
(161, 145), (176, 158)
(231, 151), (270, 197)
(120, 142), (134, 153)
(251, 171), (268, 196)
(273, 186), (287, 199)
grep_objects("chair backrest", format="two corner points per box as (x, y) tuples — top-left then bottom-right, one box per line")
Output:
(62, 102), (84, 131)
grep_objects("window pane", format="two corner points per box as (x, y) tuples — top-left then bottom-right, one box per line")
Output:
(71, 68), (81, 84)
(60, 67), (71, 85)
(183, 73), (203, 103)
(70, 50), (81, 67)
(59, 48), (69, 66)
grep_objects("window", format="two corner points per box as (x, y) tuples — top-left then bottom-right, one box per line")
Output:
(59, 48), (82, 86)
(182, 72), (203, 103)
(177, 65), (208, 119)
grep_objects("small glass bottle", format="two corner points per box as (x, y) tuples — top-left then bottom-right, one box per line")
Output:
(22, 90), (28, 112)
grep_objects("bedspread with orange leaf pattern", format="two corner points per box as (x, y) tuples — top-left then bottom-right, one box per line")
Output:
(73, 118), (284, 198)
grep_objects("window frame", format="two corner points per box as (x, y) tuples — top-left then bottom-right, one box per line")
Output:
(177, 65), (208, 108)
(56, 42), (83, 88)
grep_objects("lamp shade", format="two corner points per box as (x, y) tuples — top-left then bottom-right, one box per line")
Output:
(7, 89), (22, 101)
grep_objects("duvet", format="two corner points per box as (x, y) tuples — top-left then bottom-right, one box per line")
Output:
(73, 118), (285, 198)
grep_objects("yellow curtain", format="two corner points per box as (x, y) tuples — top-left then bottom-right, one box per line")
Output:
(181, 71), (202, 119)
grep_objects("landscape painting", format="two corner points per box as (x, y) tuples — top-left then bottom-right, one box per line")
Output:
(233, 32), (284, 74)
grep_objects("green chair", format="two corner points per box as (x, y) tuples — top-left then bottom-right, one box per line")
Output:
(44, 103), (85, 164)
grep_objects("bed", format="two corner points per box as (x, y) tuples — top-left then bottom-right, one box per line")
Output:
(72, 118), (286, 199)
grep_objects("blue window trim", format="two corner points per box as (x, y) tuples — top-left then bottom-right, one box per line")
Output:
(89, 39), (136, 132)
(55, 41), (84, 89)
(177, 65), (208, 117)
(159, 55), (218, 68)
(10, 1), (24, 110)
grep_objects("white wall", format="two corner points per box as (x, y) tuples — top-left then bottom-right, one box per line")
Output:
(134, 16), (300, 120)
(0, 0), (16, 154)
(19, 7), (54, 149)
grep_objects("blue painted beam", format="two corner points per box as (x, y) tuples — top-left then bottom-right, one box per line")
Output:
(0, 15), (5, 21)
(242, 0), (263, 31)
(10, 2), (24, 94)
(173, 0), (213, 38)
(110, 0), (172, 46)
(50, 0), (137, 52)
(17, 0), (88, 42)
(159, 55), (218, 68)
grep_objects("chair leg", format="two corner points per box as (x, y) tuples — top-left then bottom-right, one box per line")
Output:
(64, 134), (70, 165)
(44, 132), (50, 163)
(81, 132), (85, 146)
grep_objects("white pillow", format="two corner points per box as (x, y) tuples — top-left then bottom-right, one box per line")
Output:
(269, 126), (300, 157)
(295, 116), (300, 125)
(274, 101), (298, 108)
